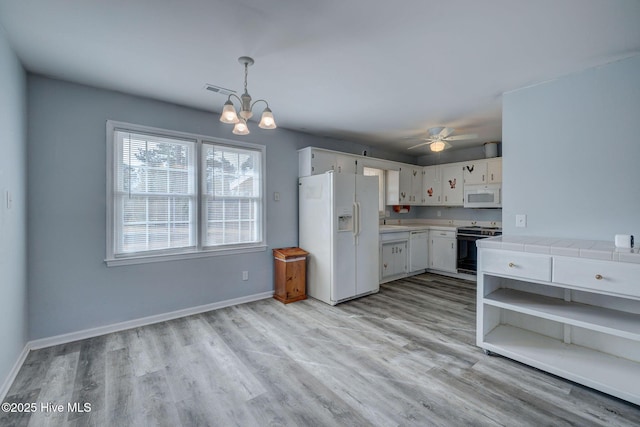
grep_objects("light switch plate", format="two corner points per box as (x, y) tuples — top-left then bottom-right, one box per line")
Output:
(516, 214), (527, 228)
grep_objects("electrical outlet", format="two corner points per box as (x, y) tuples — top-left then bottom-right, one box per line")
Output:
(437, 210), (441, 217)
(273, 192), (280, 201)
(516, 214), (527, 228)
(242, 271), (249, 281)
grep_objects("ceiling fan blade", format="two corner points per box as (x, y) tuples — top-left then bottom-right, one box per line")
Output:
(428, 127), (445, 137)
(444, 133), (478, 141)
(407, 141), (431, 150)
(439, 127), (454, 139)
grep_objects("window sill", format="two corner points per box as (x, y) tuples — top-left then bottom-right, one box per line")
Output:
(105, 245), (268, 267)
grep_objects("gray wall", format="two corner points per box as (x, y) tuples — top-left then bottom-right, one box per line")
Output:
(502, 54), (640, 239)
(27, 76), (390, 339)
(0, 26), (28, 387)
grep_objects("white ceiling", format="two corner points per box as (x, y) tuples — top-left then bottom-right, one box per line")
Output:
(1, 0), (639, 155)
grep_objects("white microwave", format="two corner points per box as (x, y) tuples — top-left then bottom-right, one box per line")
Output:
(464, 183), (501, 208)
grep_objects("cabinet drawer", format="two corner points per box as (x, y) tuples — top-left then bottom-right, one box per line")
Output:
(481, 249), (552, 282)
(553, 257), (640, 298)
(430, 230), (456, 239)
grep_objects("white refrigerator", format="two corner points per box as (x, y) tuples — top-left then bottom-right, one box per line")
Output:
(298, 171), (379, 305)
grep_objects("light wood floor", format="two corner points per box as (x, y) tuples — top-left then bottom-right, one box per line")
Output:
(3, 273), (640, 426)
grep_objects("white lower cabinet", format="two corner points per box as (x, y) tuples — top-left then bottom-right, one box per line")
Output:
(477, 245), (640, 405)
(409, 231), (429, 272)
(429, 230), (457, 273)
(380, 232), (409, 283)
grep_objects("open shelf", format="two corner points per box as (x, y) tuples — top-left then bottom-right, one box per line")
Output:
(484, 288), (640, 342)
(483, 325), (640, 405)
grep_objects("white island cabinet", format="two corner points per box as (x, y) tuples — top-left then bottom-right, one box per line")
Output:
(476, 236), (640, 405)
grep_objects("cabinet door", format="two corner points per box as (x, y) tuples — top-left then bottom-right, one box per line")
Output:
(423, 165), (442, 205)
(463, 160), (488, 185)
(336, 154), (357, 174)
(487, 158), (502, 183)
(310, 150), (337, 175)
(398, 167), (411, 204)
(394, 242), (408, 275)
(410, 168), (424, 204)
(441, 164), (464, 206)
(410, 232), (429, 272)
(381, 242), (396, 280)
(430, 236), (457, 273)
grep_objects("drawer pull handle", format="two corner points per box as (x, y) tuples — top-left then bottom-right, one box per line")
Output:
(508, 262), (515, 268)
(595, 274), (603, 280)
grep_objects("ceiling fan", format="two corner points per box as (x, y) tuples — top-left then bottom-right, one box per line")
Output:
(407, 127), (478, 152)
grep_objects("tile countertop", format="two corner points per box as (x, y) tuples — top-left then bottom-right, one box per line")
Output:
(378, 219), (498, 234)
(379, 224), (456, 233)
(477, 235), (640, 264)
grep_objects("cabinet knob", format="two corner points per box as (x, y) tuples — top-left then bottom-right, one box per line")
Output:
(595, 274), (603, 280)
(508, 262), (515, 268)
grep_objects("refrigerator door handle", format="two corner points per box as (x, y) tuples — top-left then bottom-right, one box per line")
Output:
(356, 202), (362, 237)
(353, 202), (359, 238)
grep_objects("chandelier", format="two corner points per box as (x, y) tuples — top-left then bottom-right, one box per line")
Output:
(219, 56), (276, 135)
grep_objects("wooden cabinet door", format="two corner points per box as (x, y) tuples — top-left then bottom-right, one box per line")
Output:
(430, 236), (456, 272)
(463, 160), (488, 184)
(487, 158), (502, 183)
(423, 165), (442, 205)
(336, 154), (357, 174)
(441, 164), (464, 206)
(410, 168), (424, 204)
(310, 149), (337, 175)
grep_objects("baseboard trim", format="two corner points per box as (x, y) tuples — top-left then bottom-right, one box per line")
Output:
(0, 344), (30, 403)
(1, 291), (273, 402)
(29, 291), (274, 350)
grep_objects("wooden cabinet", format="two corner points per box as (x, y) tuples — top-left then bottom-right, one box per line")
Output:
(273, 247), (309, 304)
(423, 165), (442, 205)
(380, 232), (409, 282)
(487, 158), (502, 183)
(298, 147), (358, 177)
(440, 164), (464, 206)
(336, 154), (357, 174)
(409, 230), (429, 272)
(463, 160), (488, 185)
(397, 166), (423, 205)
(380, 241), (408, 281)
(429, 230), (457, 272)
(477, 242), (640, 405)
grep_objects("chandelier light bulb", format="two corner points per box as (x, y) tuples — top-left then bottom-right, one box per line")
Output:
(220, 100), (239, 124)
(258, 107), (277, 129)
(232, 119), (250, 135)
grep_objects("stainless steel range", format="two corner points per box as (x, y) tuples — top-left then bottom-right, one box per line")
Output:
(456, 226), (502, 274)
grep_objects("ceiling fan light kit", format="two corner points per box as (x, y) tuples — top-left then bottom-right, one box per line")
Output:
(218, 56), (276, 135)
(407, 127), (478, 152)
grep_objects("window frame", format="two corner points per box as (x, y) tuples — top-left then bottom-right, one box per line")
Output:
(106, 120), (267, 267)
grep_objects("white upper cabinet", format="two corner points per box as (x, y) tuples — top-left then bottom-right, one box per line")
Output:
(441, 163), (464, 206)
(423, 165), (443, 205)
(397, 166), (423, 205)
(487, 158), (502, 183)
(300, 147), (502, 208)
(298, 147), (359, 177)
(463, 160), (488, 185)
(336, 154), (357, 174)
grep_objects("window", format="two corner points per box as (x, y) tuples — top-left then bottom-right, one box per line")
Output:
(363, 166), (385, 216)
(106, 121), (265, 266)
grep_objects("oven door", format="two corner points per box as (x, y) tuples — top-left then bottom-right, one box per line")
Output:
(456, 234), (479, 274)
